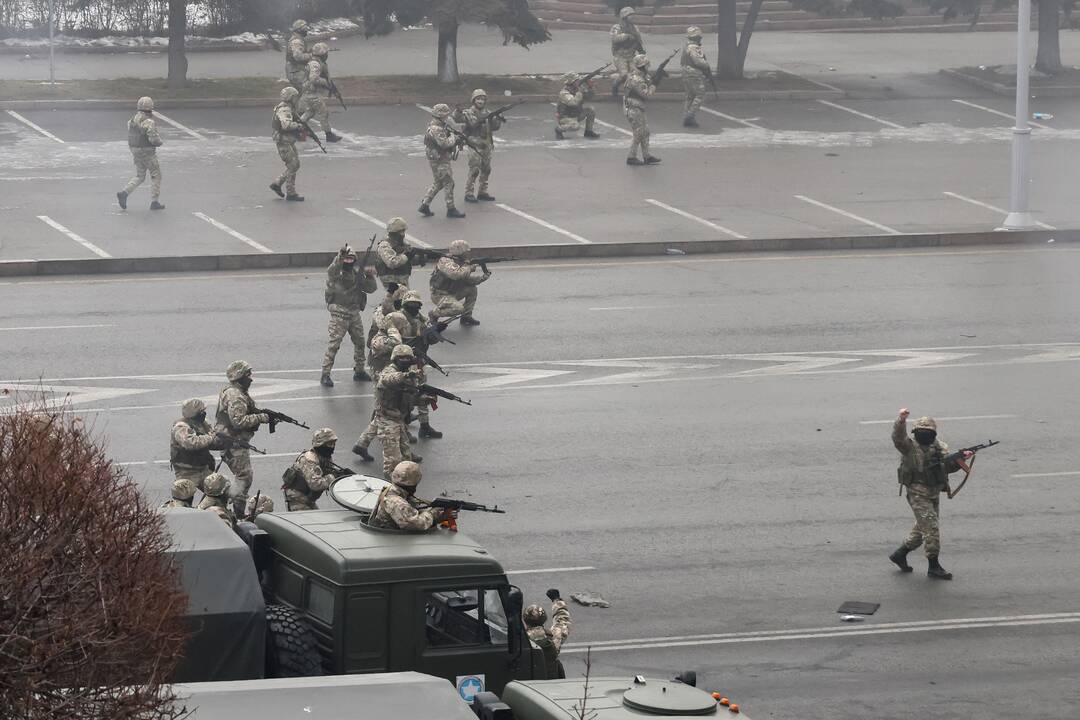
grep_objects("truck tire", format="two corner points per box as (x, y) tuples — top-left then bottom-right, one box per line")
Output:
(265, 604), (322, 678)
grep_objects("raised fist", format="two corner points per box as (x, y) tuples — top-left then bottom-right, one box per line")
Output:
(546, 588), (560, 601)
(899, 408), (910, 420)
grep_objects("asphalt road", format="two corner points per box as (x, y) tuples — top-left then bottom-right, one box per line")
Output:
(3, 246), (1080, 718)
(3, 83), (1079, 261)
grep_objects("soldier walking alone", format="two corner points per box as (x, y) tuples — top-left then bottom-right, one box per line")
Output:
(117, 96), (164, 211)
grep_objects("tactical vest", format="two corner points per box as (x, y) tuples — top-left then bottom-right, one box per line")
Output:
(423, 127), (442, 151)
(128, 114), (152, 148)
(326, 272), (367, 310)
(556, 95), (580, 119)
(170, 419), (214, 469)
(374, 373), (416, 419)
(216, 386), (254, 435)
(897, 446), (949, 489)
(286, 34), (308, 70)
(429, 261), (464, 294)
(282, 453), (326, 502)
(374, 239), (412, 278)
(611, 24), (641, 54)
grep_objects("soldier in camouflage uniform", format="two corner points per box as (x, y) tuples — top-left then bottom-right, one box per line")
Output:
(215, 360), (271, 516)
(369, 460), (453, 530)
(285, 19), (312, 90)
(321, 243), (378, 387)
(429, 239), (490, 326)
(373, 345), (426, 479)
(419, 104), (465, 219)
(161, 478), (198, 509)
(353, 288), (410, 462)
(524, 588), (573, 679)
(117, 96), (164, 211)
(197, 472), (231, 512)
(282, 427), (339, 511)
(399, 290), (442, 439)
(244, 493), (275, 521)
(610, 6), (644, 96)
(680, 27), (710, 127)
(170, 398), (224, 492)
(270, 86), (305, 201)
(300, 42), (342, 144)
(889, 409), (971, 580)
(554, 73), (600, 140)
(624, 54), (660, 166)
(375, 218), (417, 289)
(454, 88), (501, 203)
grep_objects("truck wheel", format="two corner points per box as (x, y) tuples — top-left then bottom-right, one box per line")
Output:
(265, 604), (322, 677)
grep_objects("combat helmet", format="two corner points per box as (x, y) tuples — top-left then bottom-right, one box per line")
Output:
(632, 53), (650, 69)
(471, 88), (488, 103)
(402, 290), (423, 306)
(181, 398), (206, 419)
(172, 478), (197, 501)
(312, 42), (329, 57)
(226, 360), (252, 382)
(137, 96), (154, 112)
(391, 460), (422, 488)
(280, 86), (299, 103)
(391, 344), (415, 361)
(203, 472), (229, 497)
(687, 26), (703, 39)
(913, 417), (937, 432)
(387, 217), (408, 233)
(448, 239), (471, 257)
(291, 19), (309, 33)
(562, 72), (580, 86)
(619, 6), (636, 18)
(431, 103), (452, 119)
(312, 427), (338, 448)
(523, 604), (547, 627)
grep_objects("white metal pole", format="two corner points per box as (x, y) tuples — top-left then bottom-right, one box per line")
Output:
(1001, 0), (1036, 230)
(48, 0), (55, 86)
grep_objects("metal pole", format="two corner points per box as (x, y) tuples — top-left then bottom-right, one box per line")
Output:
(48, 0), (55, 86)
(1001, 0), (1036, 230)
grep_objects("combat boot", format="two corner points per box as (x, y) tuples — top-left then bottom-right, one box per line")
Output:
(326, 131), (342, 143)
(411, 453), (423, 463)
(460, 315), (480, 327)
(626, 157), (644, 166)
(419, 422), (443, 439)
(584, 130), (601, 139)
(352, 444), (374, 462)
(353, 370), (372, 382)
(116, 190), (128, 209)
(464, 193), (478, 203)
(320, 372), (334, 387)
(888, 546), (914, 573)
(644, 155), (662, 165)
(286, 193), (305, 202)
(927, 556), (953, 580)
(150, 200), (165, 210)
(447, 207), (466, 219)
(555, 128), (565, 140)
(477, 192), (495, 201)
(269, 183), (285, 198)
(418, 203), (434, 217)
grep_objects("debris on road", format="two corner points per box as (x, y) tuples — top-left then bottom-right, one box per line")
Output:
(571, 591), (611, 608)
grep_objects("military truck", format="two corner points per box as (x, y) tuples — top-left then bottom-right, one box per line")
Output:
(166, 474), (550, 695)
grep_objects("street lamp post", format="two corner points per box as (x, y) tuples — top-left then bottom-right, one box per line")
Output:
(1001, 0), (1037, 230)
(48, 0), (55, 86)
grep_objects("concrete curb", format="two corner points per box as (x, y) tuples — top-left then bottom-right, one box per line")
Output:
(941, 67), (1080, 98)
(1, 230), (1073, 278)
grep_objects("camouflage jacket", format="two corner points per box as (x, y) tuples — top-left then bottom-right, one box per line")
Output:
(375, 236), (412, 281)
(286, 33), (311, 72)
(610, 20), (644, 58)
(527, 599), (572, 678)
(623, 70), (655, 109)
(302, 58), (331, 98)
(455, 104), (502, 148)
(127, 111), (162, 150)
(892, 417), (962, 497)
(170, 417), (217, 470)
(374, 366), (422, 421)
(680, 42), (710, 78)
(424, 119), (457, 163)
(325, 256), (377, 310)
(215, 384), (267, 440)
(370, 484), (438, 531)
(272, 101), (301, 144)
(429, 256), (489, 296)
(557, 86), (590, 118)
(283, 450), (333, 503)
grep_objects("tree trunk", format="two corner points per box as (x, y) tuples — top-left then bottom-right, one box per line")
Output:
(1035, 0), (1063, 75)
(716, 0), (739, 79)
(736, 0), (765, 76)
(167, 0), (187, 90)
(437, 21), (460, 83)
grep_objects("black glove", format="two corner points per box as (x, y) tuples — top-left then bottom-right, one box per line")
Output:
(546, 588), (560, 602)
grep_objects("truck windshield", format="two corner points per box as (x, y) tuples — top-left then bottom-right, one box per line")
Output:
(424, 588), (509, 648)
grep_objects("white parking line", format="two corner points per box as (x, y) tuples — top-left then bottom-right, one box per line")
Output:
(589, 305), (674, 311)
(699, 107), (763, 129)
(794, 195), (901, 235)
(0, 324), (115, 331)
(153, 111), (207, 141)
(494, 203), (592, 244)
(859, 413), (1016, 425)
(193, 212), (274, 254)
(645, 198), (747, 239)
(344, 207), (433, 249)
(6, 110), (65, 143)
(943, 191), (1056, 230)
(1012, 471), (1080, 478)
(505, 566), (596, 576)
(816, 100), (904, 129)
(36, 215), (110, 257)
(952, 99), (1050, 130)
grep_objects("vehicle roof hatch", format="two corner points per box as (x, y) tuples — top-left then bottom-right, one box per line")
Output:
(621, 677), (717, 716)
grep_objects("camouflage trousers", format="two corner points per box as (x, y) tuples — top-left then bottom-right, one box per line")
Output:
(275, 141), (300, 194)
(430, 287), (477, 319)
(557, 107), (596, 134)
(465, 144), (493, 196)
(683, 73), (706, 119)
(124, 148), (161, 200)
(613, 55), (634, 93)
(322, 304), (365, 375)
(624, 105), (650, 160)
(300, 94), (332, 134)
(376, 415), (413, 479)
(903, 491), (942, 556)
(173, 464), (213, 493)
(220, 448), (253, 513)
(283, 488), (319, 511)
(422, 159), (456, 210)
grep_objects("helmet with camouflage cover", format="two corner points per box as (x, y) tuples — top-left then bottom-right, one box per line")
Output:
(523, 604), (547, 627)
(291, 19), (309, 33)
(387, 217), (408, 233)
(387, 311), (411, 336)
(619, 6), (636, 18)
(561, 72), (581, 86)
(312, 41), (329, 57)
(632, 53), (650, 69)
(137, 96), (154, 112)
(471, 88), (488, 102)
(226, 360), (252, 382)
(203, 472), (229, 497)
(391, 460), (422, 488)
(181, 398), (206, 419)
(390, 344), (415, 361)
(245, 493), (274, 517)
(687, 26), (703, 39)
(402, 290), (423, 306)
(312, 427), (338, 448)
(431, 103), (452, 119)
(913, 416), (937, 432)
(448, 239), (471, 257)
(280, 86), (299, 103)
(172, 478), (197, 501)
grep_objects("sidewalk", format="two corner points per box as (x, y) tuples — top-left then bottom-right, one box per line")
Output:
(2, 25), (1076, 84)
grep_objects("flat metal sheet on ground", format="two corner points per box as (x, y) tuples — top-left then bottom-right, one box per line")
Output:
(837, 601), (880, 616)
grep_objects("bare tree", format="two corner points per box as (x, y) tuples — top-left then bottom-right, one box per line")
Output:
(571, 647), (598, 720)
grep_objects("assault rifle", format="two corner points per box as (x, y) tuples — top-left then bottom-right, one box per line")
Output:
(480, 99), (527, 125)
(702, 66), (720, 100)
(424, 497), (505, 531)
(358, 233), (378, 267)
(297, 116), (327, 153)
(326, 459), (358, 480)
(930, 440), (999, 468)
(419, 384), (472, 407)
(570, 62), (612, 90)
(411, 346), (449, 376)
(214, 435), (266, 471)
(326, 76), (347, 111)
(447, 125), (484, 153)
(255, 408), (311, 433)
(472, 256), (512, 273)
(650, 48), (680, 86)
(243, 491), (262, 521)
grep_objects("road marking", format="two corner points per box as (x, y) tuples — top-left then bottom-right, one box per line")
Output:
(943, 191), (1056, 230)
(495, 203), (592, 244)
(589, 305), (674, 311)
(794, 195), (901, 235)
(153, 111), (207, 141)
(505, 566), (596, 576)
(860, 413), (1016, 425)
(816, 99), (904, 129)
(344, 207), (433, 249)
(1011, 470), (1080, 478)
(952, 99), (1050, 130)
(699, 107), (763, 129)
(35, 215), (111, 258)
(563, 611), (1080, 654)
(0, 324), (115, 331)
(6, 110), (65, 143)
(645, 198), (747, 239)
(116, 451), (298, 467)
(0, 175), (101, 181)
(193, 212), (273, 254)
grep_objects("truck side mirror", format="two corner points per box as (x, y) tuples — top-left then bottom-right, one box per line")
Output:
(505, 585), (524, 666)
